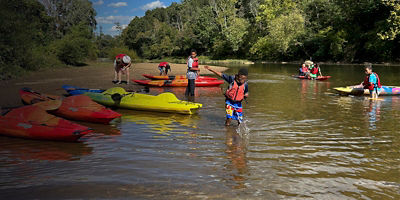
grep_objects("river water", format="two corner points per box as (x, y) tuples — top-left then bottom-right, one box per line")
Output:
(1, 63), (400, 199)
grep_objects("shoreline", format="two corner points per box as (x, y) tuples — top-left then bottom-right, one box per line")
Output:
(0, 62), (228, 108)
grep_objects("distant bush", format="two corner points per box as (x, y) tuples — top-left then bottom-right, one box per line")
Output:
(108, 47), (139, 62)
(50, 24), (96, 65)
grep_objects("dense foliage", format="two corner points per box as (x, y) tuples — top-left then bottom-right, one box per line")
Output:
(0, 0), (97, 79)
(122, 0), (400, 62)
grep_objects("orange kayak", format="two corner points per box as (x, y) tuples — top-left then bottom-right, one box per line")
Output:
(142, 74), (217, 80)
(133, 79), (224, 87)
(0, 105), (92, 141)
(19, 88), (121, 124)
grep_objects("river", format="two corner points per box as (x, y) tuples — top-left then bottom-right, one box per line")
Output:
(1, 63), (400, 199)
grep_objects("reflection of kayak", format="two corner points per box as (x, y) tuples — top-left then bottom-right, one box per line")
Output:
(142, 74), (217, 80)
(20, 88), (122, 124)
(292, 75), (331, 81)
(333, 86), (400, 96)
(121, 110), (200, 135)
(133, 79), (224, 87)
(0, 106), (92, 141)
(62, 85), (105, 96)
(0, 137), (92, 161)
(85, 87), (202, 115)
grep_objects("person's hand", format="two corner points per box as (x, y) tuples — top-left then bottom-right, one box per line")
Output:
(204, 66), (210, 70)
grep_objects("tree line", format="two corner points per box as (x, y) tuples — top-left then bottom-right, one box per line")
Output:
(0, 0), (131, 79)
(122, 0), (400, 63)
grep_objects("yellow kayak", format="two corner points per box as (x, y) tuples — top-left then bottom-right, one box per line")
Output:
(85, 87), (202, 115)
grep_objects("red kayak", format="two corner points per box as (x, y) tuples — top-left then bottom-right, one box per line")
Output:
(20, 88), (122, 124)
(142, 74), (217, 80)
(292, 75), (331, 81)
(133, 79), (224, 87)
(0, 105), (92, 141)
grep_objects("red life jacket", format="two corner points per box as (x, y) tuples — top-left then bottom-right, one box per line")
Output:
(188, 57), (199, 70)
(363, 72), (382, 90)
(159, 62), (168, 67)
(311, 66), (319, 74)
(225, 80), (245, 102)
(115, 54), (128, 66)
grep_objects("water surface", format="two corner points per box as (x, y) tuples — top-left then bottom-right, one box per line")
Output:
(1, 63), (400, 199)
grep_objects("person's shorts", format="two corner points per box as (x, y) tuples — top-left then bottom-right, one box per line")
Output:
(310, 73), (317, 78)
(158, 67), (164, 73)
(225, 99), (243, 123)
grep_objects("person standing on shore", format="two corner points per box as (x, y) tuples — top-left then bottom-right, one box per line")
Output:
(158, 62), (171, 75)
(113, 54), (132, 84)
(185, 49), (200, 97)
(204, 66), (249, 126)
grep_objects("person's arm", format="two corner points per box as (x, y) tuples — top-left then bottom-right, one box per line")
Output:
(319, 67), (322, 76)
(244, 83), (249, 98)
(204, 66), (223, 78)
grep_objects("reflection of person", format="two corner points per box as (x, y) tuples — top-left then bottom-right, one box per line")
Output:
(113, 54), (132, 84)
(205, 66), (249, 126)
(225, 127), (248, 188)
(185, 49), (200, 97)
(158, 62), (171, 75)
(356, 64), (381, 99)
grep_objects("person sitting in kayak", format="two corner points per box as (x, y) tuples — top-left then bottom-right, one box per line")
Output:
(299, 63), (309, 76)
(310, 63), (322, 80)
(113, 54), (132, 84)
(158, 62), (171, 75)
(358, 64), (381, 99)
(204, 66), (249, 126)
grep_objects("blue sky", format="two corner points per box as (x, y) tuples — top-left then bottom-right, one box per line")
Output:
(91, 0), (179, 35)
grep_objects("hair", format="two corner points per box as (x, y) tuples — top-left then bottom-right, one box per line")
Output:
(190, 49), (197, 54)
(238, 68), (248, 76)
(365, 63), (372, 70)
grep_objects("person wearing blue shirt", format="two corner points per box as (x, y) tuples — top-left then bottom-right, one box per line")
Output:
(204, 66), (249, 125)
(360, 64), (381, 99)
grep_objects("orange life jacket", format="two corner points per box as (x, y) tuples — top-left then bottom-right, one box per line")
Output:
(225, 80), (245, 101)
(363, 72), (382, 90)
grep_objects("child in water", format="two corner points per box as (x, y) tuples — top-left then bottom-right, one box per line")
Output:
(204, 66), (249, 125)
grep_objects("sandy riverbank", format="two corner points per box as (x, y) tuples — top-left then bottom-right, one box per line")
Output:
(0, 62), (228, 108)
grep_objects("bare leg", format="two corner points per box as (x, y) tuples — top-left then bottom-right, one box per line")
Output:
(126, 68), (130, 85)
(114, 70), (118, 82)
(225, 118), (232, 126)
(117, 71), (122, 84)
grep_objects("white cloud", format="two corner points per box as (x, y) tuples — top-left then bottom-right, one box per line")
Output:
(96, 16), (134, 24)
(140, 0), (166, 10)
(93, 0), (104, 6)
(111, 24), (128, 31)
(108, 2), (128, 8)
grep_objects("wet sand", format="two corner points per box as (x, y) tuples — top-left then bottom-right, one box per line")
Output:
(0, 62), (227, 108)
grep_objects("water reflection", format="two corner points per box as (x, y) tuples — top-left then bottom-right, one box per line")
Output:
(0, 137), (92, 161)
(365, 99), (382, 130)
(224, 126), (249, 189)
(120, 110), (199, 137)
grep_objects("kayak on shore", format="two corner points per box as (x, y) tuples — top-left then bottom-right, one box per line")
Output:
(62, 85), (105, 96)
(292, 75), (331, 81)
(333, 86), (400, 96)
(142, 74), (217, 80)
(20, 88), (122, 124)
(0, 105), (92, 142)
(85, 87), (202, 115)
(133, 79), (224, 87)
